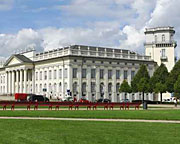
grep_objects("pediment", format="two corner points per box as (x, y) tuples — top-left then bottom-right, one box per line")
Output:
(7, 57), (22, 66)
(6, 57), (22, 66)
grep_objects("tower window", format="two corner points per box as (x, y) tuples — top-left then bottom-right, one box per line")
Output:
(155, 35), (157, 42)
(162, 34), (165, 42)
(161, 49), (166, 57)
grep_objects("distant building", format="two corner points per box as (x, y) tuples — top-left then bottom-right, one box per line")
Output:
(0, 26), (176, 102)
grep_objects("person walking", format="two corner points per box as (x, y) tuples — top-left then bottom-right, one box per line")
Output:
(174, 98), (177, 107)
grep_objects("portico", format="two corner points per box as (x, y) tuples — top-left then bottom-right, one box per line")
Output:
(4, 54), (34, 95)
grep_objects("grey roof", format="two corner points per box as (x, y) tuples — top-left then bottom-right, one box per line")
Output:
(15, 54), (32, 63)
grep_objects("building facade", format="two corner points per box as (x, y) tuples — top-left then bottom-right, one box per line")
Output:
(0, 45), (156, 102)
(0, 26), (176, 102)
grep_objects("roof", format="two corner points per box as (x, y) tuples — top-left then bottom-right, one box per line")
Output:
(14, 54), (33, 63)
(3, 54), (33, 67)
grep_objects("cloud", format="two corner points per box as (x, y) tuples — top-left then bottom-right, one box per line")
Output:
(0, 29), (43, 58)
(0, 0), (14, 11)
(1, 0), (180, 59)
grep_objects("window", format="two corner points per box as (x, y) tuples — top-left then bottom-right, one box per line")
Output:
(116, 70), (120, 79)
(162, 34), (165, 42)
(49, 70), (52, 80)
(36, 72), (38, 80)
(91, 82), (96, 93)
(161, 49), (166, 57)
(40, 71), (42, 80)
(108, 70), (112, 79)
(82, 69), (86, 78)
(116, 83), (120, 93)
(73, 82), (78, 93)
(100, 69), (104, 79)
(155, 35), (157, 42)
(131, 71), (135, 80)
(100, 83), (104, 94)
(54, 70), (57, 79)
(44, 71), (47, 80)
(39, 84), (42, 93)
(59, 69), (62, 79)
(59, 82), (62, 93)
(108, 83), (112, 93)
(124, 70), (128, 80)
(54, 83), (57, 92)
(82, 82), (86, 93)
(73, 68), (77, 78)
(64, 68), (67, 78)
(91, 69), (96, 79)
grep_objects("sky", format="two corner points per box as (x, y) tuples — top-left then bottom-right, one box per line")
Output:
(0, 0), (180, 60)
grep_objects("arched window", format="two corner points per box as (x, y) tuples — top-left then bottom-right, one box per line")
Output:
(116, 83), (120, 93)
(100, 83), (104, 93)
(49, 83), (52, 92)
(35, 84), (38, 93)
(82, 82), (86, 93)
(108, 83), (112, 93)
(54, 83), (57, 92)
(40, 84), (42, 93)
(59, 82), (62, 93)
(91, 82), (96, 93)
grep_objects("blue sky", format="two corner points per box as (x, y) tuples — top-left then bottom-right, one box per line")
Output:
(0, 0), (180, 58)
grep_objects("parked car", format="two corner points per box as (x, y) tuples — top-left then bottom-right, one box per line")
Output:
(96, 98), (111, 103)
(62, 96), (74, 102)
(28, 94), (49, 102)
(79, 98), (90, 103)
(120, 99), (130, 103)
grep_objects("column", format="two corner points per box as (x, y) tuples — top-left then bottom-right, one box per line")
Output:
(5, 72), (8, 94)
(62, 66), (65, 98)
(87, 66), (91, 101)
(16, 70), (19, 93)
(20, 70), (23, 93)
(112, 68), (116, 102)
(32, 69), (35, 94)
(78, 65), (82, 100)
(120, 69), (124, 100)
(96, 66), (100, 100)
(67, 65), (72, 94)
(104, 67), (108, 99)
(12, 71), (15, 94)
(8, 71), (11, 94)
(24, 69), (27, 93)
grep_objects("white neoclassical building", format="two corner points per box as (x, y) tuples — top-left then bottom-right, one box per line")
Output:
(0, 26), (177, 102)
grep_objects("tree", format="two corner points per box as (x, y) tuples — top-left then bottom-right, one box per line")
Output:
(119, 80), (131, 99)
(174, 75), (180, 98)
(150, 63), (169, 103)
(166, 60), (180, 93)
(131, 64), (150, 93)
(154, 83), (167, 102)
(137, 78), (150, 102)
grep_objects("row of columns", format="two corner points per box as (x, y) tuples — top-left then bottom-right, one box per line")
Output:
(6, 69), (35, 95)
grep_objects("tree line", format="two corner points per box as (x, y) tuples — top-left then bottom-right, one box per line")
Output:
(119, 60), (180, 103)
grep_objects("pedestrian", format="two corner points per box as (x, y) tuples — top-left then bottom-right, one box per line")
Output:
(174, 98), (177, 107)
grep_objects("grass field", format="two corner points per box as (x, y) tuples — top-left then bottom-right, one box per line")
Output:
(0, 119), (180, 144)
(1, 110), (180, 120)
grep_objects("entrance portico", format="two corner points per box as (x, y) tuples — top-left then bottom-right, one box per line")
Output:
(4, 54), (34, 95)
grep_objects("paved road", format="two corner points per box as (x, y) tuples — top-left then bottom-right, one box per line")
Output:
(0, 116), (180, 123)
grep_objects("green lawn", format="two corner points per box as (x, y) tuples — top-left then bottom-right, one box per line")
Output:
(0, 119), (179, 144)
(1, 110), (180, 120)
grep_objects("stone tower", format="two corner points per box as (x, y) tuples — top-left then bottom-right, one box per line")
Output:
(144, 26), (177, 72)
